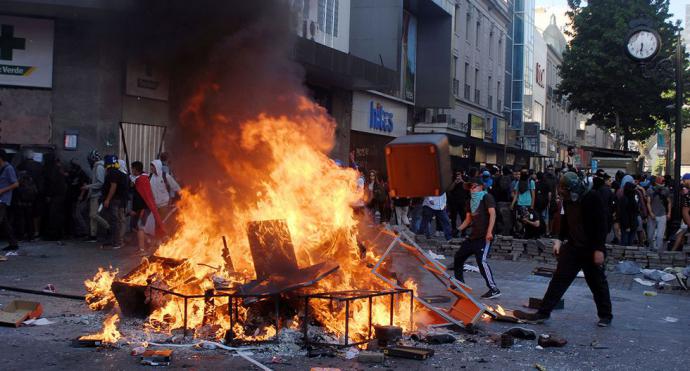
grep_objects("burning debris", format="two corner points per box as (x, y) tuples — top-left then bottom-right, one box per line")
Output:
(74, 313), (122, 347)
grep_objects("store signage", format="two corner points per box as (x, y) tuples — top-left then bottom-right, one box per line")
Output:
(369, 101), (394, 133)
(536, 62), (545, 88)
(126, 59), (170, 101)
(0, 16), (54, 88)
(351, 92), (408, 137)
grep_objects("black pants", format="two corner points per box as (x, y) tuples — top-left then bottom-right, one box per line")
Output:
(454, 238), (497, 290)
(0, 203), (18, 247)
(448, 205), (464, 236)
(538, 245), (613, 320)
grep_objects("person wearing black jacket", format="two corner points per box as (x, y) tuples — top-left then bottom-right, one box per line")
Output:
(514, 172), (613, 327)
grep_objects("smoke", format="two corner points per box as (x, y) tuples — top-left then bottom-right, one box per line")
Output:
(130, 0), (334, 210)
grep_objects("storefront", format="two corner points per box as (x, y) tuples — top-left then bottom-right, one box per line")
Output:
(349, 91), (410, 175)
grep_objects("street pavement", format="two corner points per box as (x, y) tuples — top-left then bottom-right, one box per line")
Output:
(0, 239), (688, 370)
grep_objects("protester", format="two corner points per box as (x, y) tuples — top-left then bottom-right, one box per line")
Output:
(13, 170), (38, 241)
(514, 172), (612, 327)
(66, 159), (89, 237)
(646, 176), (671, 251)
(419, 193), (452, 241)
(42, 153), (68, 242)
(392, 196), (411, 228)
(672, 174), (690, 251)
(82, 150), (110, 242)
(617, 175), (639, 246)
(454, 177), (500, 299)
(17, 150), (44, 240)
(101, 155), (129, 249)
(520, 207), (545, 239)
(493, 166), (514, 236)
(130, 161), (164, 253)
(0, 149), (19, 251)
(511, 169), (536, 235)
(150, 159), (181, 222)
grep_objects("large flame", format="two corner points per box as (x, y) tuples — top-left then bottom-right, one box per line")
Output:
(84, 267), (119, 311)
(86, 91), (415, 343)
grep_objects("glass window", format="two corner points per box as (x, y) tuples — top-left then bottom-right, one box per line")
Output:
(476, 21), (481, 47)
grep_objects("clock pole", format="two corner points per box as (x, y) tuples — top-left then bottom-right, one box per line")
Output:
(673, 25), (683, 221)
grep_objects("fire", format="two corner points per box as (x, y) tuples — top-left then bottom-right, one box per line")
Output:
(85, 90), (416, 342)
(84, 267), (119, 310)
(495, 305), (506, 316)
(80, 313), (122, 344)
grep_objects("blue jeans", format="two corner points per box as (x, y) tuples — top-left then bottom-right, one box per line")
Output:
(621, 229), (635, 246)
(420, 206), (452, 240)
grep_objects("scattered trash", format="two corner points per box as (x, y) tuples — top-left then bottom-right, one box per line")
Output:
(343, 347), (359, 360)
(384, 346), (434, 360)
(0, 256), (7, 261)
(131, 346), (147, 356)
(374, 325), (402, 346)
(0, 300), (43, 327)
(357, 351), (384, 363)
(641, 269), (676, 282)
(633, 278), (655, 287)
(5, 251), (18, 256)
(307, 347), (336, 358)
(463, 264), (480, 273)
(22, 318), (54, 326)
(533, 267), (556, 277)
(427, 250), (446, 260)
(270, 356), (289, 364)
(42, 284), (56, 293)
(424, 333), (456, 344)
(141, 349), (173, 366)
(504, 327), (537, 340)
(663, 317), (678, 323)
(537, 334), (567, 348)
(527, 298), (564, 310)
(535, 363), (547, 371)
(201, 342), (217, 350)
(535, 345), (544, 350)
(500, 333), (514, 348)
(576, 270), (584, 278)
(616, 261), (641, 275)
(589, 342), (608, 352)
(643, 291), (657, 297)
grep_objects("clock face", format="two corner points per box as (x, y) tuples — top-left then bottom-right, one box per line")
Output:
(626, 30), (659, 60)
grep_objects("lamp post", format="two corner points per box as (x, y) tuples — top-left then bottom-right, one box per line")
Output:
(665, 103), (674, 176)
(672, 27), (683, 220)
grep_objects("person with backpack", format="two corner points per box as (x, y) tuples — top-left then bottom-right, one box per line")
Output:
(534, 172), (552, 235)
(150, 159), (181, 222)
(101, 155), (129, 249)
(646, 176), (671, 251)
(82, 150), (110, 242)
(454, 177), (501, 299)
(617, 176), (639, 246)
(0, 149), (19, 251)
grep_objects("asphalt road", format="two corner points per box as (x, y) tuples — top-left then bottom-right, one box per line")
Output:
(0, 239), (688, 370)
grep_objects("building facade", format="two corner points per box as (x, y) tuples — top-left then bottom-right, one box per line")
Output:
(415, 0), (513, 169)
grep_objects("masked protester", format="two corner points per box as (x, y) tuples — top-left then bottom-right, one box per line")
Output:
(514, 172), (613, 327)
(454, 177), (500, 299)
(101, 155), (129, 249)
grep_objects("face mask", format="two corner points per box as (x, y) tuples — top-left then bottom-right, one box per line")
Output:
(470, 190), (487, 213)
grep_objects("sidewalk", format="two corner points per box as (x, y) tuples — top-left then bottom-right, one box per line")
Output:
(0, 239), (688, 370)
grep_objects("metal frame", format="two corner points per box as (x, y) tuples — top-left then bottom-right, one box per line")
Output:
(301, 289), (414, 348)
(370, 229), (487, 328)
(148, 286), (282, 343)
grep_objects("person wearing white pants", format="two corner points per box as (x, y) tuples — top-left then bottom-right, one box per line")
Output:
(646, 178), (671, 251)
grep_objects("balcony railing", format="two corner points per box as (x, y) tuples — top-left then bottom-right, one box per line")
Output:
(488, 95), (493, 110)
(452, 79), (460, 97)
(497, 99), (502, 112)
(464, 84), (471, 99)
(474, 89), (480, 104)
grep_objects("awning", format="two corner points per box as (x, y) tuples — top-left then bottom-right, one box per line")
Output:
(580, 146), (639, 158)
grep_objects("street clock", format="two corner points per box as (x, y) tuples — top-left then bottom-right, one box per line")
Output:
(625, 25), (661, 62)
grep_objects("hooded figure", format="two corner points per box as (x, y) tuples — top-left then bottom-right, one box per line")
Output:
(150, 160), (180, 208)
(134, 172), (165, 236)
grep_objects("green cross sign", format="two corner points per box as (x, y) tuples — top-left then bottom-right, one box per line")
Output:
(0, 24), (26, 61)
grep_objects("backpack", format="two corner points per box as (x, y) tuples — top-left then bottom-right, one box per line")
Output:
(498, 175), (512, 200)
(534, 183), (548, 212)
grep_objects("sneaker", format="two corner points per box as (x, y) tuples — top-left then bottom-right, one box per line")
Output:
(2, 245), (18, 251)
(481, 288), (501, 299)
(597, 317), (612, 327)
(513, 310), (550, 323)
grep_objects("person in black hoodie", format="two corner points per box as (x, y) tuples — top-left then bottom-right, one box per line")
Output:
(42, 153), (68, 242)
(514, 172), (613, 327)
